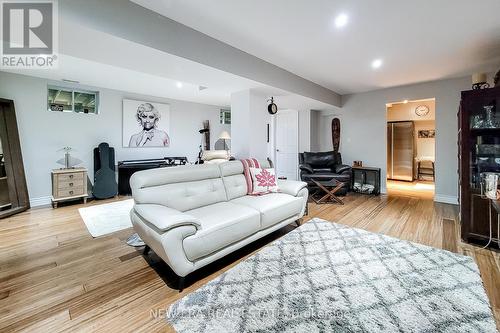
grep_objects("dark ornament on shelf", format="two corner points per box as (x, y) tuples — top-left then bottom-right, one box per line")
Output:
(267, 97), (278, 115)
(494, 70), (500, 87)
(472, 82), (490, 90)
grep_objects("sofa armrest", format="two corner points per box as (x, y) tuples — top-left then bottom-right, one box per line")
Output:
(278, 179), (308, 197)
(299, 163), (313, 174)
(335, 164), (351, 174)
(133, 204), (201, 232)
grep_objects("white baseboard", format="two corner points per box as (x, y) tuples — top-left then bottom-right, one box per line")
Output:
(434, 194), (458, 205)
(30, 196), (52, 207)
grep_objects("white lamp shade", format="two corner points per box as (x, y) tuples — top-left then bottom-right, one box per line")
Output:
(472, 72), (487, 85)
(219, 131), (231, 140)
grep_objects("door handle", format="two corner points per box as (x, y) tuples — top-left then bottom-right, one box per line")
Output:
(276, 149), (280, 152)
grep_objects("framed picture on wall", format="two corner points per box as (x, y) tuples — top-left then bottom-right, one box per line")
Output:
(418, 129), (435, 138)
(122, 99), (170, 147)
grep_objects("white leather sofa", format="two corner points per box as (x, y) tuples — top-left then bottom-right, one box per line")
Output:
(130, 160), (308, 287)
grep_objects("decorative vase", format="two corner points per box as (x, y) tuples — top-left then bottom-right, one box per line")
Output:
(483, 105), (496, 128)
(482, 173), (499, 199)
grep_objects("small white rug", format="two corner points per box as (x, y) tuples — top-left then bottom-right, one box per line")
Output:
(78, 199), (134, 237)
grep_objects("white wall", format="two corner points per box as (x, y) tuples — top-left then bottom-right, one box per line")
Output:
(387, 100), (435, 122)
(414, 120), (436, 159)
(62, 0), (342, 107)
(230, 90), (251, 158)
(340, 76), (471, 204)
(230, 89), (271, 160)
(0, 72), (229, 205)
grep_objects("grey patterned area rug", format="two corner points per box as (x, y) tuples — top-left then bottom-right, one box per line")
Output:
(167, 218), (497, 333)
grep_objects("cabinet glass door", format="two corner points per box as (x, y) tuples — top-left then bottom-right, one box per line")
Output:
(468, 95), (500, 191)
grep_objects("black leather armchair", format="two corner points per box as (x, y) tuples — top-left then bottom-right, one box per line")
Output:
(299, 151), (351, 195)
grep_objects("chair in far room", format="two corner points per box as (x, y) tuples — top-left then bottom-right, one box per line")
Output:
(416, 157), (435, 181)
(298, 151), (351, 195)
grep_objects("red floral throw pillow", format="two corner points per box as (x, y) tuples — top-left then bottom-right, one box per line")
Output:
(249, 167), (279, 195)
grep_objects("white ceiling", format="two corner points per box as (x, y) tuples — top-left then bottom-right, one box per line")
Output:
(132, 0), (500, 94)
(2, 19), (336, 110)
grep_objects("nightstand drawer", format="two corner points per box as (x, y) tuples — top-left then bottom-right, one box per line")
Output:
(58, 179), (84, 189)
(56, 187), (84, 198)
(58, 173), (84, 182)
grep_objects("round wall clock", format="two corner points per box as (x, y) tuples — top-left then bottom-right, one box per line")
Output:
(267, 96), (278, 115)
(415, 105), (430, 117)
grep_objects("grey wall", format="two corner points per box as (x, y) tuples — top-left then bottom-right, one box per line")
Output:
(310, 110), (342, 153)
(340, 76), (471, 203)
(310, 111), (321, 152)
(298, 110), (311, 153)
(0, 72), (229, 205)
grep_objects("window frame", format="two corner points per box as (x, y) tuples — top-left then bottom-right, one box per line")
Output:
(47, 85), (100, 115)
(220, 109), (231, 124)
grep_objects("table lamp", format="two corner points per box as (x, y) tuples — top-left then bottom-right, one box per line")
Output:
(219, 131), (231, 157)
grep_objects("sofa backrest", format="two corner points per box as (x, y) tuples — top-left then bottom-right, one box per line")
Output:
(219, 161), (246, 200)
(130, 163), (227, 212)
(219, 160), (270, 200)
(130, 159), (272, 210)
(301, 151), (342, 168)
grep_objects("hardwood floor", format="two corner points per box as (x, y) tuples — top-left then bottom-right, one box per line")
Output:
(386, 179), (435, 200)
(0, 192), (498, 332)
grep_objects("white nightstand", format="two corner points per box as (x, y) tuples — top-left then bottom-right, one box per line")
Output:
(51, 167), (88, 208)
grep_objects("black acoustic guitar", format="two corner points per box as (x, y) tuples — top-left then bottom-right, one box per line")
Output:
(93, 142), (118, 199)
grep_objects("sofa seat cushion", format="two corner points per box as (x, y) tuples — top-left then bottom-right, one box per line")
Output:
(231, 193), (303, 229)
(183, 202), (260, 261)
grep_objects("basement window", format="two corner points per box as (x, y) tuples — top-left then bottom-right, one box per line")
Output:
(220, 109), (231, 124)
(47, 86), (99, 114)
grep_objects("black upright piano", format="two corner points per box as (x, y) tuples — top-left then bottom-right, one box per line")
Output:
(118, 157), (187, 195)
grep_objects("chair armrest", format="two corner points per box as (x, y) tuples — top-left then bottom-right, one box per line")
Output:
(299, 163), (313, 174)
(133, 204), (201, 232)
(335, 164), (351, 174)
(278, 180), (308, 197)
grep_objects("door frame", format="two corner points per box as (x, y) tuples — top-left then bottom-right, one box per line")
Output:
(385, 98), (436, 197)
(0, 98), (30, 218)
(271, 109), (299, 180)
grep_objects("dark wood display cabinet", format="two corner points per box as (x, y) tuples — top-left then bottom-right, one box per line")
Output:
(459, 86), (500, 248)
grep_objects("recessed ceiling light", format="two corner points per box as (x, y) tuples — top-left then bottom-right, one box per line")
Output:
(176, 82), (183, 88)
(371, 59), (383, 69)
(334, 13), (349, 28)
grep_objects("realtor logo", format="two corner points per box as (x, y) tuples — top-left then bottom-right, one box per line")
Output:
(1, 0), (58, 68)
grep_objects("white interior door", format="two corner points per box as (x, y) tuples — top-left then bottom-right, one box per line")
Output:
(275, 110), (298, 180)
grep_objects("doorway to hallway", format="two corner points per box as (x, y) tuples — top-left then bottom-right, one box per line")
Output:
(386, 98), (436, 198)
